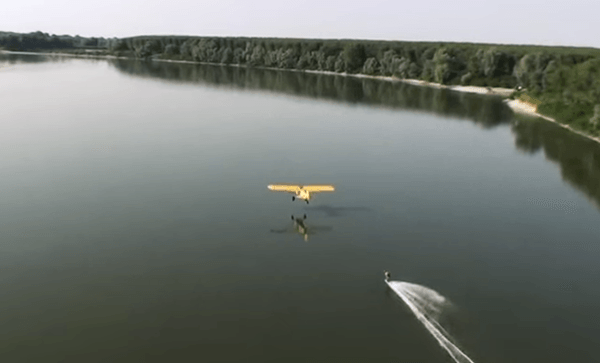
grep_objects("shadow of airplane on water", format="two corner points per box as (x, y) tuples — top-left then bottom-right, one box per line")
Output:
(270, 214), (332, 241)
(303, 204), (372, 217)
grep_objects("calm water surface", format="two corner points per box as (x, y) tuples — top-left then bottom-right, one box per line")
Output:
(1, 53), (599, 362)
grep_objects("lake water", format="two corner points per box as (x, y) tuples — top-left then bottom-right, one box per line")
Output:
(1, 52), (599, 363)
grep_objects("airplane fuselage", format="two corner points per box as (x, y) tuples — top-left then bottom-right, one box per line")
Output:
(268, 184), (334, 204)
(295, 189), (310, 201)
(291, 189), (311, 203)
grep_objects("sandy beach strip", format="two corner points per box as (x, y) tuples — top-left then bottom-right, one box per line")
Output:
(505, 99), (540, 116)
(505, 99), (600, 144)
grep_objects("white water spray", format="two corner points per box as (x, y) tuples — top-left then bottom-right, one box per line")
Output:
(387, 281), (475, 363)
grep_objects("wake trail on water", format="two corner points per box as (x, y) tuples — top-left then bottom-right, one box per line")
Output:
(387, 281), (475, 363)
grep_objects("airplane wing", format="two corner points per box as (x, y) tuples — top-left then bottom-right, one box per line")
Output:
(302, 185), (335, 192)
(268, 184), (301, 193)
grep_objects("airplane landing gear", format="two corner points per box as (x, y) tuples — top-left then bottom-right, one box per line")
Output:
(292, 196), (295, 201)
(306, 200), (309, 204)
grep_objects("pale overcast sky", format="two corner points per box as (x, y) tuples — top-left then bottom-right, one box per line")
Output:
(2, 0), (598, 47)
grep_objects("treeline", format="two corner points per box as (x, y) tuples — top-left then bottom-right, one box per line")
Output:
(0, 31), (112, 51)
(108, 35), (600, 136)
(3, 31), (600, 138)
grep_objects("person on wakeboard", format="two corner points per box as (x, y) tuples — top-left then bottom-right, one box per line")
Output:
(384, 270), (391, 281)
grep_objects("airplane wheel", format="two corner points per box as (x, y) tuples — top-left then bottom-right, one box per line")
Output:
(292, 196), (295, 201)
(306, 200), (309, 204)
(291, 215), (294, 220)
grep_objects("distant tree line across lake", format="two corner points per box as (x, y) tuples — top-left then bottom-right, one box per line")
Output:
(2, 31), (600, 138)
(0, 31), (109, 51)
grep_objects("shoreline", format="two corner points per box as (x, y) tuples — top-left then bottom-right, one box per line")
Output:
(505, 99), (600, 144)
(3, 49), (599, 145)
(1, 49), (515, 96)
(0, 49), (130, 61)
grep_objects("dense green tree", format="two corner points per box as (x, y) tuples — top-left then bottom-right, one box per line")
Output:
(514, 53), (543, 90)
(164, 44), (178, 55)
(379, 50), (398, 76)
(233, 47), (244, 64)
(433, 48), (451, 84)
(467, 49), (484, 79)
(362, 57), (379, 75)
(325, 55), (337, 71)
(221, 47), (233, 64)
(542, 60), (565, 92)
(334, 55), (345, 73)
(393, 58), (421, 79)
(179, 40), (193, 59)
(264, 49), (278, 67)
(421, 60), (435, 82)
(296, 53), (310, 70)
(249, 45), (265, 66)
(482, 48), (498, 77)
(343, 43), (366, 73)
(278, 48), (297, 69)
(461, 72), (473, 84)
(407, 62), (421, 79)
(590, 105), (600, 127)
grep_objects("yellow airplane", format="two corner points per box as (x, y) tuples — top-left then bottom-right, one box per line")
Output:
(267, 184), (335, 204)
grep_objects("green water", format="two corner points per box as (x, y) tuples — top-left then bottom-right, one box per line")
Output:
(1, 52), (599, 362)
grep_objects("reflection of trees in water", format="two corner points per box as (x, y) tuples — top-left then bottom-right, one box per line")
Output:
(0, 52), (80, 68)
(0, 52), (50, 64)
(110, 59), (514, 128)
(512, 118), (600, 208)
(113, 59), (600, 209)
(4, 54), (600, 211)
